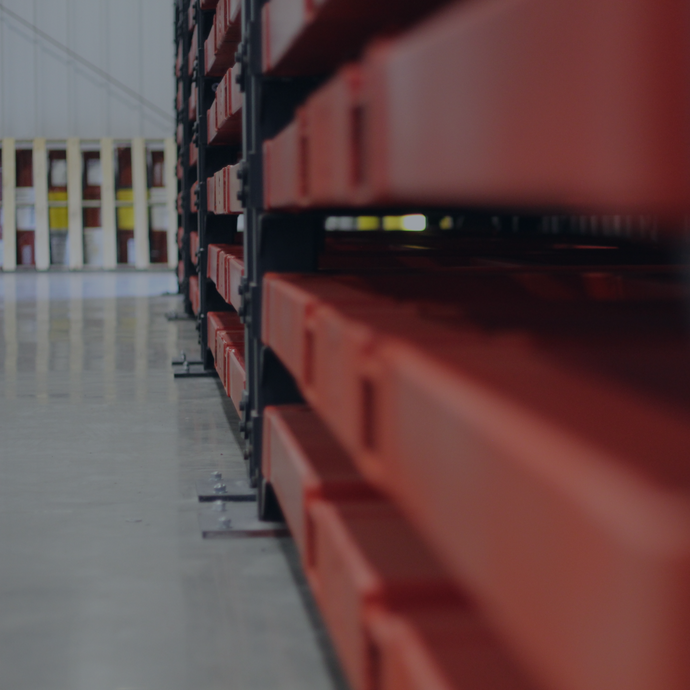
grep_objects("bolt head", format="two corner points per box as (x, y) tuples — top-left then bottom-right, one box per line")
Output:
(211, 471), (222, 479)
(212, 500), (226, 512)
(213, 483), (227, 494)
(218, 517), (232, 529)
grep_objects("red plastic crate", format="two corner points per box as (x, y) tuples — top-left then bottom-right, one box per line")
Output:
(214, 171), (224, 214)
(207, 243), (240, 293)
(207, 311), (243, 362)
(190, 231), (199, 266)
(217, 253), (229, 303)
(189, 82), (197, 122)
(369, 603), (538, 690)
(207, 176), (215, 213)
(189, 275), (200, 315)
(190, 181), (199, 213)
(228, 253), (244, 310)
(262, 0), (310, 75)
(218, 250), (228, 301)
(212, 163), (242, 215)
(189, 141), (198, 168)
(304, 64), (361, 207)
(206, 244), (231, 285)
(205, 0), (241, 77)
(176, 44), (183, 78)
(216, 330), (243, 394)
(263, 404), (379, 559)
(308, 498), (458, 690)
(223, 343), (233, 397)
(208, 68), (242, 146)
(263, 0), (690, 216)
(355, 0), (690, 214)
(207, 243), (221, 284)
(216, 0), (242, 46)
(228, 345), (246, 414)
(262, 273), (405, 391)
(264, 115), (303, 209)
(188, 26), (198, 76)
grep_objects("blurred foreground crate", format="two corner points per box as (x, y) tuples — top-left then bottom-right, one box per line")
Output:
(264, 0), (690, 216)
(263, 403), (540, 690)
(261, 0), (452, 77)
(262, 268), (690, 690)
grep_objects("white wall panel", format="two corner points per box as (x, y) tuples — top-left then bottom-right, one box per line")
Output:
(0, 0), (174, 139)
(36, 1), (71, 138)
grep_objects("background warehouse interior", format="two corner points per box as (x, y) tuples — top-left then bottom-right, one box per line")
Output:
(3, 1), (690, 690)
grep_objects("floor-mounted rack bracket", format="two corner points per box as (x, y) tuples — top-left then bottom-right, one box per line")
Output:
(172, 349), (217, 378)
(196, 473), (256, 502)
(197, 500), (288, 538)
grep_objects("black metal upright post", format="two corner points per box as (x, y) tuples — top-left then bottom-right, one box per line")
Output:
(194, 0), (242, 369)
(194, 0), (214, 367)
(239, 0), (321, 517)
(177, 0), (195, 315)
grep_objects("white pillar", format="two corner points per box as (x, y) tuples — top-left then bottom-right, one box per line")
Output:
(33, 139), (50, 271)
(164, 137), (178, 269)
(67, 138), (84, 269)
(2, 139), (17, 272)
(100, 139), (117, 270)
(132, 138), (150, 269)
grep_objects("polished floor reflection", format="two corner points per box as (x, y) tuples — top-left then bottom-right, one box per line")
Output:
(0, 271), (341, 690)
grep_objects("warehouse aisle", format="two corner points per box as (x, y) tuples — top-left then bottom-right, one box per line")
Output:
(0, 271), (344, 690)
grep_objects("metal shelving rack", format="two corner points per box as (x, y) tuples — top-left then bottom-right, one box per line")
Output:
(175, 2), (690, 690)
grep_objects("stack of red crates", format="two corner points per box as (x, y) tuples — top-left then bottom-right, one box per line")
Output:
(206, 165), (242, 215)
(251, 2), (690, 690)
(264, 0), (690, 213)
(207, 64), (243, 145)
(205, 0), (241, 76)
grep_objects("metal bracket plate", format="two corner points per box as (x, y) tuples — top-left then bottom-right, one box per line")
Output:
(173, 364), (217, 378)
(165, 312), (194, 322)
(172, 352), (216, 378)
(196, 475), (255, 502)
(198, 501), (288, 538)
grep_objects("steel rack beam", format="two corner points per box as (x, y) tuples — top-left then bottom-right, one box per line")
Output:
(193, 0), (242, 371)
(177, 0), (196, 315)
(238, 0), (324, 515)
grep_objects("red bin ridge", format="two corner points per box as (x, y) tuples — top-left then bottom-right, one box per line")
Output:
(263, 404), (379, 559)
(308, 498), (459, 690)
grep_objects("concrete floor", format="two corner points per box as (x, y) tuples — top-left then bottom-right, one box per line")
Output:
(0, 270), (346, 690)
